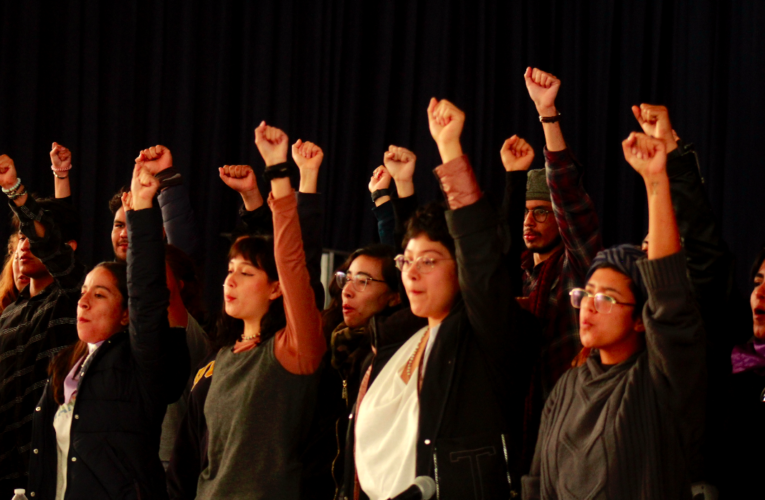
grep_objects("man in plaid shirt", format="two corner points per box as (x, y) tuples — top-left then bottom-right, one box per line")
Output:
(503, 68), (602, 399)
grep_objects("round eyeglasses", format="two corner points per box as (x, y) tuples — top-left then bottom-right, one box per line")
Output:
(394, 254), (453, 274)
(335, 271), (386, 293)
(524, 207), (553, 223)
(569, 288), (636, 314)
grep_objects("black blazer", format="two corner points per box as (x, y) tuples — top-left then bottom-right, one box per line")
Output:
(27, 206), (189, 500)
(341, 196), (540, 500)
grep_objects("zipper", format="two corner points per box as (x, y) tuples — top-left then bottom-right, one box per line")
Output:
(433, 447), (440, 500)
(342, 379), (348, 402)
(501, 434), (518, 498)
(331, 416), (343, 498)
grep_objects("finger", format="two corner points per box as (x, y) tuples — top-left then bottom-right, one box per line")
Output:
(254, 121), (266, 143)
(631, 105), (645, 125)
(427, 97), (438, 120)
(524, 66), (532, 81)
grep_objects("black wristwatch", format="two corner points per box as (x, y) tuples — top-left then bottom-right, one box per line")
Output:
(371, 189), (390, 203)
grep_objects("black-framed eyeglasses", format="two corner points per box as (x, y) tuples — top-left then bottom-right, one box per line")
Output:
(569, 288), (636, 314)
(394, 254), (453, 274)
(335, 271), (386, 292)
(524, 207), (553, 223)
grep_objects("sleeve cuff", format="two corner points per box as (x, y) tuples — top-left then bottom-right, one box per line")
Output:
(543, 147), (576, 167)
(432, 155), (482, 210)
(267, 190), (298, 213)
(637, 251), (689, 292)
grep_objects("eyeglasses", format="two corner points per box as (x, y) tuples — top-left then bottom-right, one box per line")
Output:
(335, 271), (386, 292)
(524, 207), (552, 223)
(569, 288), (636, 314)
(394, 254), (453, 274)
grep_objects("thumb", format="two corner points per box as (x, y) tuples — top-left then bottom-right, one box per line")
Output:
(523, 66), (533, 82)
(427, 98), (438, 119)
(631, 105), (644, 125)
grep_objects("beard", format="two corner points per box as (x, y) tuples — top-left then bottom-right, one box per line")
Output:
(526, 233), (562, 255)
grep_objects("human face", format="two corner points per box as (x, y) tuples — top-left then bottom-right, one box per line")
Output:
(77, 267), (129, 344)
(750, 260), (765, 339)
(112, 207), (128, 262)
(16, 232), (48, 279)
(12, 249), (29, 291)
(341, 255), (400, 329)
(401, 235), (458, 327)
(223, 255), (281, 323)
(523, 200), (561, 254)
(578, 268), (644, 364)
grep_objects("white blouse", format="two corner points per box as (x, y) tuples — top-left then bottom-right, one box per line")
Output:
(355, 324), (441, 500)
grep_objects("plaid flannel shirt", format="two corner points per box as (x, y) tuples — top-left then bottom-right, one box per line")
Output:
(522, 148), (602, 396)
(0, 196), (85, 491)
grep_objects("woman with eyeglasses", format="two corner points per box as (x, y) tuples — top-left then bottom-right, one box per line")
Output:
(339, 99), (540, 500)
(522, 132), (705, 500)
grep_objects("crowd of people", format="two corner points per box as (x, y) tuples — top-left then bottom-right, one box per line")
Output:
(0, 67), (759, 499)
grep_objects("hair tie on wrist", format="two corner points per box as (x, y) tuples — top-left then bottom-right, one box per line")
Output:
(539, 112), (562, 123)
(2, 178), (21, 194)
(51, 164), (73, 173)
(262, 162), (291, 182)
(371, 189), (390, 203)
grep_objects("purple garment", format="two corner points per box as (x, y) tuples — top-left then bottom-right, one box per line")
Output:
(731, 339), (765, 374)
(63, 341), (104, 404)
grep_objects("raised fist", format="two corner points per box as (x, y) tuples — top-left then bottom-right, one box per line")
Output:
(427, 98), (465, 148)
(219, 165), (258, 194)
(500, 135), (535, 172)
(50, 142), (72, 171)
(0, 155), (18, 190)
(622, 132), (667, 179)
(383, 145), (416, 182)
(130, 163), (161, 210)
(368, 166), (392, 193)
(524, 67), (560, 115)
(291, 139), (323, 171)
(121, 190), (134, 212)
(254, 121), (289, 167)
(631, 104), (677, 154)
(136, 145), (173, 175)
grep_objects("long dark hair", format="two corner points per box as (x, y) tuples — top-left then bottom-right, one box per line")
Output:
(208, 236), (285, 352)
(321, 244), (401, 340)
(48, 261), (128, 405)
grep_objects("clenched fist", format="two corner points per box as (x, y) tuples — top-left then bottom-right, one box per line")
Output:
(291, 140), (323, 172)
(622, 132), (667, 180)
(427, 98), (465, 164)
(130, 163), (161, 210)
(631, 104), (677, 154)
(524, 67), (560, 116)
(500, 135), (535, 172)
(254, 121), (289, 167)
(136, 145), (173, 175)
(50, 142), (72, 171)
(0, 155), (18, 190)
(219, 165), (257, 194)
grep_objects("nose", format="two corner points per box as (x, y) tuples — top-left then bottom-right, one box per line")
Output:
(523, 210), (536, 226)
(224, 274), (235, 289)
(403, 262), (420, 281)
(342, 280), (354, 297)
(78, 292), (90, 310)
(18, 237), (30, 252)
(756, 281), (765, 299)
(119, 226), (128, 240)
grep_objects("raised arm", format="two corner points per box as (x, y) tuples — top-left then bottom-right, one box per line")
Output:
(126, 163), (186, 396)
(428, 98), (534, 362)
(499, 135), (535, 295)
(137, 145), (202, 261)
(50, 142), (72, 199)
(292, 138), (326, 309)
(525, 67), (602, 277)
(368, 165), (396, 246)
(257, 123), (324, 374)
(0, 154), (85, 290)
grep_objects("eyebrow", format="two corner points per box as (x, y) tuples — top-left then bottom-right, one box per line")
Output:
(585, 283), (626, 299)
(349, 271), (374, 278)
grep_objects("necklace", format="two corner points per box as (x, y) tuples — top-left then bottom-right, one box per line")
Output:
(405, 328), (430, 379)
(241, 333), (260, 342)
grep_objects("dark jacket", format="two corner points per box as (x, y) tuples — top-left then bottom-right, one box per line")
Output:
(340, 191), (540, 500)
(27, 206), (189, 500)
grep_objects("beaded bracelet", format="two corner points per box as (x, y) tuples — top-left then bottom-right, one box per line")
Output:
(2, 178), (21, 194)
(7, 187), (26, 200)
(51, 163), (73, 173)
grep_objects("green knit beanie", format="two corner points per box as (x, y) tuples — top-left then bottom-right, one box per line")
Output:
(526, 169), (551, 201)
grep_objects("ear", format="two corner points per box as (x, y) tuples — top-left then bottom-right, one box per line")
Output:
(66, 240), (78, 252)
(120, 307), (130, 327)
(387, 292), (402, 308)
(268, 281), (283, 301)
(634, 315), (646, 333)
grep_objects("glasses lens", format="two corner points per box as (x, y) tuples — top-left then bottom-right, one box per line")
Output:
(419, 257), (437, 274)
(335, 272), (348, 289)
(394, 255), (407, 271)
(353, 275), (369, 292)
(533, 208), (548, 223)
(570, 289), (585, 308)
(593, 294), (614, 314)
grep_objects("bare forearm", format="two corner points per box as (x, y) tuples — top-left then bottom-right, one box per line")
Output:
(298, 169), (319, 194)
(270, 177), (292, 200)
(537, 106), (566, 152)
(240, 189), (264, 211)
(645, 174), (681, 259)
(54, 176), (71, 198)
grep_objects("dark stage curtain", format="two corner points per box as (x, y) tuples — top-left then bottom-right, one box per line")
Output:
(1, 0), (763, 311)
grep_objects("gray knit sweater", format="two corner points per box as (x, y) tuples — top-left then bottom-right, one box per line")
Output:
(522, 252), (705, 500)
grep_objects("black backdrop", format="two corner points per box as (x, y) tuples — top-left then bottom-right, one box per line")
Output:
(1, 0), (763, 311)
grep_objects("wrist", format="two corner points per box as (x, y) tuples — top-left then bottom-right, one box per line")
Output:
(393, 179), (414, 198)
(436, 141), (463, 165)
(240, 189), (264, 211)
(298, 169), (319, 193)
(536, 105), (558, 117)
(374, 195), (391, 207)
(264, 156), (287, 167)
(132, 198), (153, 210)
